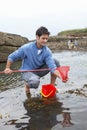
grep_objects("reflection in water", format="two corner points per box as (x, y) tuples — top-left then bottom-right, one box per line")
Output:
(0, 61), (22, 92)
(61, 112), (74, 127)
(14, 95), (73, 130)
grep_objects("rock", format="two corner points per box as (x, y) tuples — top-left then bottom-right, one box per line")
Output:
(47, 36), (87, 51)
(0, 30), (87, 63)
(0, 32), (29, 62)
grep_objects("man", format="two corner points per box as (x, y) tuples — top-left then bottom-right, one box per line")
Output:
(4, 26), (67, 94)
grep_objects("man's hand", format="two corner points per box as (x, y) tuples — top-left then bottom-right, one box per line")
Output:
(54, 66), (70, 83)
(4, 68), (13, 74)
(4, 60), (13, 74)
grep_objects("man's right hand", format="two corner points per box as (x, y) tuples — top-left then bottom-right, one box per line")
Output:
(4, 68), (13, 74)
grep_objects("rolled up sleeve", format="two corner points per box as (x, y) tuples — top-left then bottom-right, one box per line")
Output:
(8, 47), (24, 62)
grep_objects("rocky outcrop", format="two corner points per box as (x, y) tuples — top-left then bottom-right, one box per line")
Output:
(0, 31), (87, 62)
(47, 36), (87, 51)
(0, 32), (29, 62)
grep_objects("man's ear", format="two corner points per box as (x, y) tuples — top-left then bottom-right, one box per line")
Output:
(36, 35), (40, 40)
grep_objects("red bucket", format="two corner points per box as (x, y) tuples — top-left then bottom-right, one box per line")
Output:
(57, 66), (70, 82)
(41, 84), (56, 98)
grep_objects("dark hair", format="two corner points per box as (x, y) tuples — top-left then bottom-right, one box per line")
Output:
(36, 26), (50, 37)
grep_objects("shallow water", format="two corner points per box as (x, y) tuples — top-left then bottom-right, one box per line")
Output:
(0, 50), (87, 130)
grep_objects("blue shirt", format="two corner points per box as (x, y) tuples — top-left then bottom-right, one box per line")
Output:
(8, 42), (57, 73)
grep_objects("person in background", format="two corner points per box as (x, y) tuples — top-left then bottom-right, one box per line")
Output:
(4, 26), (68, 94)
(74, 39), (78, 50)
(67, 39), (74, 50)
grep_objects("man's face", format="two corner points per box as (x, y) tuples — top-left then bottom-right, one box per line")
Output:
(36, 34), (49, 47)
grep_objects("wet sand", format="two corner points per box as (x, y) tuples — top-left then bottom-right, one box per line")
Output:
(0, 50), (87, 130)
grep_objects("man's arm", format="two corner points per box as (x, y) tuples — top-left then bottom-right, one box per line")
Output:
(4, 60), (13, 74)
(53, 69), (61, 78)
(53, 69), (68, 83)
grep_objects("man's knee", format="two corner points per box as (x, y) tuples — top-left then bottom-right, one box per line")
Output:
(28, 78), (40, 88)
(22, 72), (40, 89)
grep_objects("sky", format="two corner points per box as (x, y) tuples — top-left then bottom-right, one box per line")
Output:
(0, 0), (87, 40)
